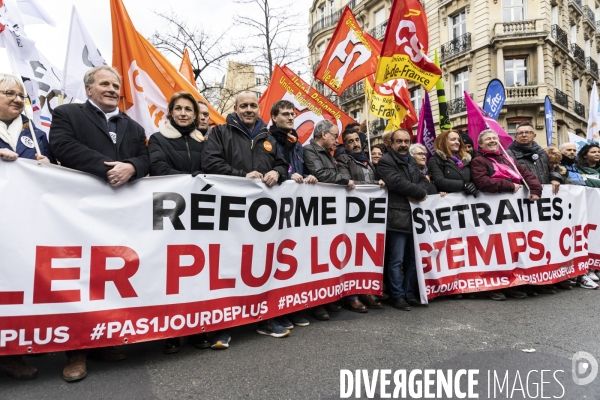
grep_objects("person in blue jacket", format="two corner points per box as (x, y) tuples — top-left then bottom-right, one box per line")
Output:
(0, 73), (53, 164)
(268, 99), (317, 328)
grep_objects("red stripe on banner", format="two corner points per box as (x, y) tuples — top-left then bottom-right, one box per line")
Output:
(425, 256), (588, 299)
(0, 272), (382, 355)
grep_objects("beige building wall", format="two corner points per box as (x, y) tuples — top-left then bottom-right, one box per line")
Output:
(307, 0), (600, 147)
(220, 61), (264, 116)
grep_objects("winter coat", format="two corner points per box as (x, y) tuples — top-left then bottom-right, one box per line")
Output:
(148, 122), (205, 176)
(427, 150), (472, 193)
(303, 139), (350, 185)
(0, 114), (54, 162)
(560, 159), (586, 186)
(506, 141), (563, 184)
(49, 101), (149, 181)
(270, 126), (306, 179)
(578, 164), (600, 188)
(470, 151), (543, 197)
(201, 113), (288, 182)
(377, 150), (429, 233)
(335, 153), (379, 184)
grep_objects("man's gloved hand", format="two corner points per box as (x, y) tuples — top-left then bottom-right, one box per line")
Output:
(464, 182), (478, 196)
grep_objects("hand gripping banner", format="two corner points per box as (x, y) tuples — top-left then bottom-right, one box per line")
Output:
(0, 160), (386, 355)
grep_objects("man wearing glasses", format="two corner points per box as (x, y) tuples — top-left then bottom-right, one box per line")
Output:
(303, 119), (355, 321)
(506, 121), (563, 296)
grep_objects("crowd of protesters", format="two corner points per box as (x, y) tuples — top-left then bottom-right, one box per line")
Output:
(1, 66), (599, 382)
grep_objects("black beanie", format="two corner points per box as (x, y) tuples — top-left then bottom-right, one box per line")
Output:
(460, 131), (473, 146)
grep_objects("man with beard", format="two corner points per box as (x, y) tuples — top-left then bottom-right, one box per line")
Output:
(559, 142), (586, 185)
(267, 99), (316, 328)
(336, 129), (385, 312)
(377, 129), (429, 311)
(202, 90), (290, 344)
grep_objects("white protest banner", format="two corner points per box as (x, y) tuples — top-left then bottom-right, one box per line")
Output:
(411, 186), (591, 303)
(0, 160), (386, 355)
(585, 188), (600, 271)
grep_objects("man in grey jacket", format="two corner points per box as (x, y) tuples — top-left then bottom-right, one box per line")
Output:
(303, 120), (354, 321)
(377, 129), (429, 311)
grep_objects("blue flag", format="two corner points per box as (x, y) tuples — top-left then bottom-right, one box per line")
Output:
(545, 96), (554, 146)
(483, 79), (506, 120)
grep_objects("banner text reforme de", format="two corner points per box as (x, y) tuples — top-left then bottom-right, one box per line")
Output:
(411, 186), (598, 303)
(0, 160), (387, 355)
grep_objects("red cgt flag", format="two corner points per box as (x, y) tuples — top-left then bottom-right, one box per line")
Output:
(314, 7), (382, 95)
(374, 0), (441, 91)
(258, 65), (355, 144)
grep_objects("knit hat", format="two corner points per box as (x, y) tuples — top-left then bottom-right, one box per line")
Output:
(460, 131), (473, 146)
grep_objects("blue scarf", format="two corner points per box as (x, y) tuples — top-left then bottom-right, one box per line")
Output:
(346, 149), (370, 164)
(235, 114), (263, 139)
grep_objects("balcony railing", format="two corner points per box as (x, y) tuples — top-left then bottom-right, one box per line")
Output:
(369, 20), (388, 40)
(340, 80), (365, 104)
(501, 20), (537, 34)
(551, 25), (569, 51)
(308, 0), (357, 42)
(506, 86), (539, 100)
(575, 100), (585, 118)
(584, 5), (595, 25)
(448, 97), (467, 115)
(571, 43), (586, 66)
(555, 88), (568, 108)
(586, 57), (599, 78)
(440, 33), (471, 62)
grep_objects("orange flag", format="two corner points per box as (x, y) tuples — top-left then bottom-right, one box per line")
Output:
(110, 0), (224, 136)
(179, 48), (198, 90)
(258, 65), (355, 144)
(374, 0), (441, 91)
(314, 7), (381, 95)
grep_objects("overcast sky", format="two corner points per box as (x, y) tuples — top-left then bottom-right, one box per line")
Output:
(0, 0), (310, 81)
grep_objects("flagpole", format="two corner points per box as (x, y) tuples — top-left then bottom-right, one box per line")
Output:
(497, 140), (530, 191)
(61, 6), (75, 104)
(15, 77), (42, 161)
(364, 91), (372, 162)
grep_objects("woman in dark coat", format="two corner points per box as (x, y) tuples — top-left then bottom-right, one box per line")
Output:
(148, 91), (210, 353)
(576, 143), (600, 188)
(428, 129), (477, 197)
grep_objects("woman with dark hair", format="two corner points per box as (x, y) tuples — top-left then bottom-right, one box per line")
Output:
(371, 143), (386, 165)
(428, 129), (477, 196)
(148, 91), (210, 353)
(576, 143), (600, 188)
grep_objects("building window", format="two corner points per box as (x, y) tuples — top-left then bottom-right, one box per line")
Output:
(329, 0), (334, 17)
(507, 118), (531, 140)
(318, 4), (325, 20)
(574, 79), (580, 102)
(351, 110), (361, 122)
(319, 42), (326, 58)
(586, 40), (591, 57)
(555, 65), (562, 90)
(505, 57), (528, 87)
(453, 70), (468, 99)
(410, 87), (422, 116)
(570, 25), (576, 43)
(256, 77), (262, 86)
(256, 92), (262, 99)
(375, 7), (386, 26)
(552, 6), (558, 25)
(450, 10), (466, 40)
(502, 0), (525, 22)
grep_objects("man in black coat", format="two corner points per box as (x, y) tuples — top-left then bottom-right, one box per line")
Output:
(201, 91), (290, 343)
(377, 129), (429, 311)
(49, 66), (149, 186)
(48, 66), (148, 382)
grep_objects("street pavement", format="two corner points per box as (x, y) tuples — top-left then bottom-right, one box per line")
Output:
(3, 288), (600, 399)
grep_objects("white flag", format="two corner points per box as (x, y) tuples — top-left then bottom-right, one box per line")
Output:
(15, 0), (55, 26)
(587, 82), (600, 142)
(63, 6), (107, 101)
(0, 0), (39, 60)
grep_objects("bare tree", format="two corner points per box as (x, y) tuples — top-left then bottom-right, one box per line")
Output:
(149, 11), (245, 97)
(233, 0), (307, 81)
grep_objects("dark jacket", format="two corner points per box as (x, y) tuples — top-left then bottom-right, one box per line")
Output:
(269, 126), (305, 179)
(427, 150), (472, 193)
(336, 153), (379, 184)
(470, 151), (543, 197)
(303, 139), (350, 185)
(49, 101), (149, 181)
(560, 157), (585, 185)
(201, 113), (287, 181)
(377, 150), (429, 233)
(0, 114), (54, 162)
(148, 122), (205, 176)
(506, 141), (563, 184)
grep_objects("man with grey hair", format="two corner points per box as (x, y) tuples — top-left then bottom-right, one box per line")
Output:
(50, 65), (149, 186)
(48, 66), (149, 381)
(303, 120), (355, 320)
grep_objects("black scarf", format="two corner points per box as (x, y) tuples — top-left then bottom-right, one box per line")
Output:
(171, 120), (196, 136)
(345, 149), (370, 164)
(512, 142), (538, 156)
(562, 156), (576, 166)
(269, 125), (298, 152)
(393, 149), (414, 175)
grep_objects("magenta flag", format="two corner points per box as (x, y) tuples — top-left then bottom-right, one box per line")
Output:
(464, 91), (513, 149)
(416, 91), (436, 161)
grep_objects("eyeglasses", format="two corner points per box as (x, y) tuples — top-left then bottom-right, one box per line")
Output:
(0, 90), (29, 102)
(327, 131), (339, 140)
(280, 112), (295, 118)
(413, 152), (426, 156)
(515, 131), (534, 136)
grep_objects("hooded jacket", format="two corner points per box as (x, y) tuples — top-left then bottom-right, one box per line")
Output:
(377, 149), (429, 233)
(148, 122), (205, 176)
(427, 150), (472, 193)
(303, 139), (350, 185)
(201, 113), (288, 182)
(506, 141), (564, 184)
